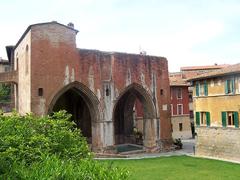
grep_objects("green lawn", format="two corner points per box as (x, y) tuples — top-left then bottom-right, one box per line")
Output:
(100, 155), (240, 180)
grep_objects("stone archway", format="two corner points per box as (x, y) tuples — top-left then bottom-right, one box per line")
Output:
(48, 81), (102, 150)
(113, 83), (157, 148)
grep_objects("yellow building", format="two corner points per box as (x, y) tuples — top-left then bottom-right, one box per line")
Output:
(189, 63), (240, 161)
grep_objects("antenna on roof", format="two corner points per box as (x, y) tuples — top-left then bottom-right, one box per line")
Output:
(139, 45), (147, 55)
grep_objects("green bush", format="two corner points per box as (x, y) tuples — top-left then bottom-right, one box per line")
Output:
(4, 155), (129, 180)
(0, 111), (129, 179)
(0, 111), (90, 165)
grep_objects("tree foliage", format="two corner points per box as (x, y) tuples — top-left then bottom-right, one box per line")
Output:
(0, 83), (11, 103)
(0, 111), (129, 179)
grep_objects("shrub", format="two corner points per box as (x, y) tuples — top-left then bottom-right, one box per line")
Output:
(0, 111), (90, 165)
(0, 111), (129, 179)
(4, 155), (129, 180)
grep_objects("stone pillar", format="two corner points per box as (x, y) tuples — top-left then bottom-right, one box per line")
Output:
(143, 118), (157, 149)
(91, 121), (104, 152)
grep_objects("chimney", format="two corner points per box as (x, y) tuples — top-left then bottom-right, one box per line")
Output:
(67, 22), (74, 29)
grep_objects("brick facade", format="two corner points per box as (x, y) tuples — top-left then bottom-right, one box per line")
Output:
(0, 21), (172, 152)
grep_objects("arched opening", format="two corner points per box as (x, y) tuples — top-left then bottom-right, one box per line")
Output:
(48, 82), (100, 145)
(113, 83), (157, 148)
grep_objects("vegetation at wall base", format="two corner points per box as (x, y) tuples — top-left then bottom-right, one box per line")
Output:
(0, 110), (129, 179)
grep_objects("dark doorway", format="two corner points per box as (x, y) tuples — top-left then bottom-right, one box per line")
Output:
(52, 88), (92, 143)
(114, 88), (145, 145)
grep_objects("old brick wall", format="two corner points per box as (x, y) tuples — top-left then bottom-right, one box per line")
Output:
(30, 23), (79, 115)
(196, 127), (240, 161)
(13, 22), (172, 150)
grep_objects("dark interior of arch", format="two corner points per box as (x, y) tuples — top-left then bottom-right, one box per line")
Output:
(114, 88), (146, 145)
(52, 88), (92, 143)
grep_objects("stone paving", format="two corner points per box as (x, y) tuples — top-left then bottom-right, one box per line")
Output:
(95, 139), (195, 160)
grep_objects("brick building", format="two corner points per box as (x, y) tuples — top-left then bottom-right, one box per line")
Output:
(169, 72), (192, 139)
(0, 21), (172, 152)
(189, 63), (240, 161)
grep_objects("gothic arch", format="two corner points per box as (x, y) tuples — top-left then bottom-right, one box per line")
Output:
(113, 83), (157, 147)
(48, 81), (102, 147)
(48, 81), (101, 122)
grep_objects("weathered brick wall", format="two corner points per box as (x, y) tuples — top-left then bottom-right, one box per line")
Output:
(13, 22), (172, 150)
(196, 127), (240, 161)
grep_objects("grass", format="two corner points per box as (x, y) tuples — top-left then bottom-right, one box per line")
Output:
(100, 155), (240, 180)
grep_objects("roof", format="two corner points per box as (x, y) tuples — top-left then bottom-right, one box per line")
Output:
(169, 72), (189, 86)
(15, 21), (79, 50)
(78, 48), (167, 59)
(180, 64), (229, 71)
(188, 63), (240, 81)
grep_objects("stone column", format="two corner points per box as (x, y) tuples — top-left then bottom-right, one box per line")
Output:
(143, 118), (157, 149)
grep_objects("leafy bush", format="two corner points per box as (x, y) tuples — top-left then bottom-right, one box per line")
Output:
(0, 111), (129, 179)
(4, 155), (129, 180)
(0, 83), (11, 103)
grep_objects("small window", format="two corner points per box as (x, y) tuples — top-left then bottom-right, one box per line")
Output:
(177, 104), (183, 115)
(177, 88), (182, 99)
(225, 79), (235, 94)
(200, 112), (207, 125)
(16, 58), (19, 70)
(195, 111), (210, 127)
(38, 88), (43, 96)
(25, 45), (29, 75)
(222, 111), (239, 128)
(227, 112), (234, 126)
(106, 88), (110, 96)
(179, 123), (183, 131)
(160, 89), (164, 95)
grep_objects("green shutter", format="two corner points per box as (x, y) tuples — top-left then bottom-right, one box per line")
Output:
(232, 79), (235, 94)
(196, 112), (200, 126)
(196, 82), (199, 96)
(204, 80), (208, 96)
(222, 112), (227, 127)
(234, 112), (239, 128)
(206, 112), (210, 127)
(225, 80), (229, 94)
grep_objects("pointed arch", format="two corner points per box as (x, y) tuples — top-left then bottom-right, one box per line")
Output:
(48, 81), (101, 123)
(113, 83), (156, 119)
(113, 83), (157, 147)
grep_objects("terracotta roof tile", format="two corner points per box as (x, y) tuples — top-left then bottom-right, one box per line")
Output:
(180, 64), (229, 71)
(188, 63), (240, 81)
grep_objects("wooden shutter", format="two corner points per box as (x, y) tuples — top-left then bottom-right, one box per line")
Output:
(232, 79), (235, 94)
(196, 112), (200, 126)
(196, 82), (199, 96)
(225, 80), (229, 94)
(222, 112), (227, 127)
(234, 111), (239, 128)
(206, 112), (210, 127)
(204, 80), (208, 96)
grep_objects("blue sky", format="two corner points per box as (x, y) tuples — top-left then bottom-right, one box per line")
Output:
(0, 0), (240, 71)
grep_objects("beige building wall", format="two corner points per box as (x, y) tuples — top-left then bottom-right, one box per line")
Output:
(193, 73), (240, 160)
(171, 115), (192, 139)
(193, 75), (240, 127)
(14, 30), (31, 114)
(196, 127), (240, 162)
